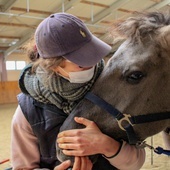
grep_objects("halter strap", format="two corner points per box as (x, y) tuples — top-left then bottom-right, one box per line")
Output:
(85, 92), (138, 144)
(85, 92), (170, 145)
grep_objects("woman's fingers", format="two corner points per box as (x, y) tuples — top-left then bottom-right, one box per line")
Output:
(72, 157), (92, 170)
(84, 157), (93, 170)
(57, 117), (98, 139)
(54, 157), (92, 170)
(58, 143), (80, 150)
(72, 157), (81, 170)
(57, 136), (79, 143)
(53, 160), (71, 170)
(58, 129), (78, 138)
(74, 117), (95, 127)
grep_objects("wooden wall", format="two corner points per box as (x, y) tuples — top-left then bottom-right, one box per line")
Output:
(0, 81), (20, 104)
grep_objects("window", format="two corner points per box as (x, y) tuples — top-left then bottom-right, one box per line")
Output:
(16, 61), (26, 70)
(6, 61), (15, 70)
(6, 61), (26, 70)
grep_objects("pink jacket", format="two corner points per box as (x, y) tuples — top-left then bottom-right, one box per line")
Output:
(11, 105), (145, 170)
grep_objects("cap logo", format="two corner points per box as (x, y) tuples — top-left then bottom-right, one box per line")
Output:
(80, 29), (86, 37)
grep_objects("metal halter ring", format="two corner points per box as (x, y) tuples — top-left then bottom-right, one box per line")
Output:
(117, 114), (133, 131)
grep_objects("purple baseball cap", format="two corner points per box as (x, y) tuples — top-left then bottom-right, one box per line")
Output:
(35, 13), (111, 67)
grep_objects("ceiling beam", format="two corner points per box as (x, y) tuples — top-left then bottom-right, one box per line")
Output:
(11, 7), (52, 15)
(85, 0), (130, 24)
(80, 0), (109, 8)
(3, 31), (33, 58)
(3, 0), (81, 58)
(0, 46), (9, 50)
(93, 32), (105, 36)
(57, 0), (81, 12)
(94, 0), (170, 49)
(1, 0), (17, 11)
(0, 21), (36, 28)
(85, 0), (170, 28)
(118, 8), (135, 14)
(150, 0), (162, 3)
(147, 0), (170, 11)
(0, 35), (20, 39)
(3, 0), (169, 58)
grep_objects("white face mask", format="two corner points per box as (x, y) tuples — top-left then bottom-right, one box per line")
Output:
(59, 66), (95, 83)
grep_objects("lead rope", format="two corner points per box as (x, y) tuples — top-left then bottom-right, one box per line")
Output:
(136, 141), (170, 156)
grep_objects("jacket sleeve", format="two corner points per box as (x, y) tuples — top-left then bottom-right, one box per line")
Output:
(11, 105), (48, 170)
(106, 141), (146, 170)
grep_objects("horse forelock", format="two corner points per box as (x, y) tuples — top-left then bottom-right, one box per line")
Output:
(110, 11), (170, 44)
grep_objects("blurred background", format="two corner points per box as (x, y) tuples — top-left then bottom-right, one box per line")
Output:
(0, 0), (170, 169)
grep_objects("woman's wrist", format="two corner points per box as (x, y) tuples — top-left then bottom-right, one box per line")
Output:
(101, 135), (123, 158)
(102, 141), (123, 159)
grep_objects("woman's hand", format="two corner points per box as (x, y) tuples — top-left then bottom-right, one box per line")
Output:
(54, 156), (92, 170)
(57, 117), (120, 157)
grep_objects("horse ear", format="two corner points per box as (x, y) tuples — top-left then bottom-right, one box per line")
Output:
(156, 25), (170, 50)
(109, 18), (138, 39)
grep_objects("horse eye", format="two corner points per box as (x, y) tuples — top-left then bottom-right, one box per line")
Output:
(126, 71), (145, 84)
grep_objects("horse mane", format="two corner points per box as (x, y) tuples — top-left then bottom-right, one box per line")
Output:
(110, 11), (170, 42)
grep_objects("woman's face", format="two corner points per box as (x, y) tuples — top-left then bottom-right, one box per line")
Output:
(53, 59), (92, 78)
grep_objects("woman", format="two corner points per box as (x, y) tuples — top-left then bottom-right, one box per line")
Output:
(11, 13), (145, 170)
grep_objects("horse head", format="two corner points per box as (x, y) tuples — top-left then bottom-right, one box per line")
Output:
(56, 11), (170, 165)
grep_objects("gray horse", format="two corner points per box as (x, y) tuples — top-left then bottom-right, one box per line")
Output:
(57, 11), (170, 169)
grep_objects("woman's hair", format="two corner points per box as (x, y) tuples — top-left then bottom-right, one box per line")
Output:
(22, 36), (65, 73)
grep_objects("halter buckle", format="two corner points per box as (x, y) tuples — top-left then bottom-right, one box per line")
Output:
(117, 114), (133, 131)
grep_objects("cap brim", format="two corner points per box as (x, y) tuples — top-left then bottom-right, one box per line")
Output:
(63, 36), (112, 67)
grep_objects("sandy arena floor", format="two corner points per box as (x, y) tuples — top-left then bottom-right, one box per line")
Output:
(0, 104), (169, 170)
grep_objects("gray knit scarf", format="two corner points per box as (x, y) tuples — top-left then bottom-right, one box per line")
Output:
(19, 60), (104, 114)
